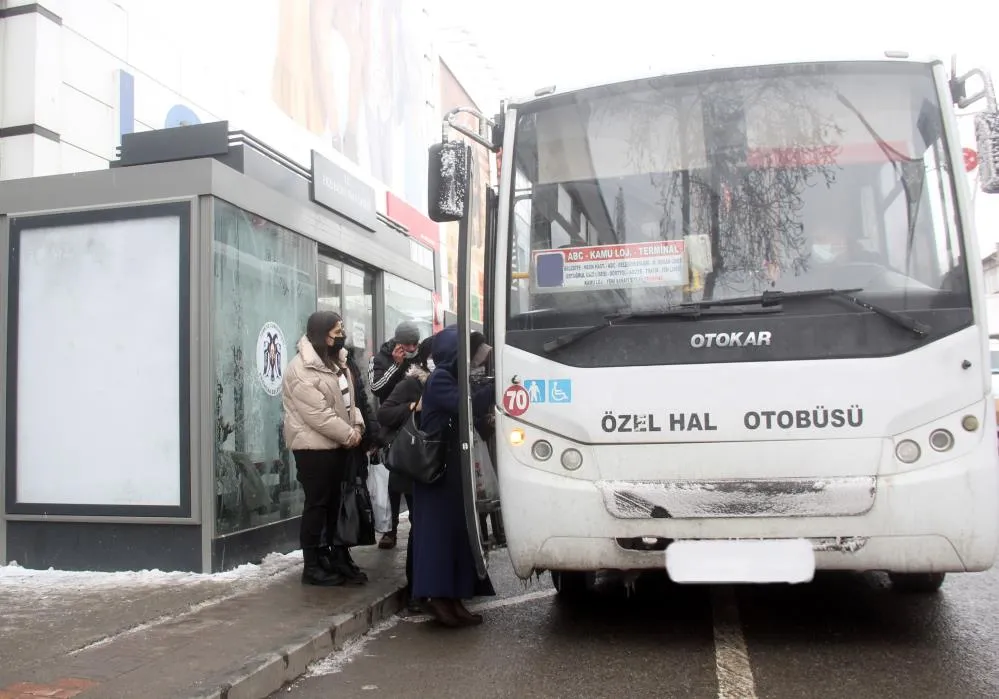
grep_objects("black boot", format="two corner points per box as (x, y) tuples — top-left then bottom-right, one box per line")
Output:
(302, 547), (348, 587)
(317, 545), (337, 573)
(329, 545), (368, 584)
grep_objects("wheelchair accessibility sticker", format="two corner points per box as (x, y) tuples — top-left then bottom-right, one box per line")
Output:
(522, 379), (572, 405)
(549, 379), (572, 404)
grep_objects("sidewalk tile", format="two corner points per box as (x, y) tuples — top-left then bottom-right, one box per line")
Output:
(1, 534), (407, 699)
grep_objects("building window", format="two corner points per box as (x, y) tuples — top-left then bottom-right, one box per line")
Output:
(409, 239), (434, 271)
(384, 273), (434, 342)
(213, 199), (317, 537)
(318, 256), (378, 406)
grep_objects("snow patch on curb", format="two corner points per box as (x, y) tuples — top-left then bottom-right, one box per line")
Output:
(0, 550), (304, 590)
(305, 617), (402, 677)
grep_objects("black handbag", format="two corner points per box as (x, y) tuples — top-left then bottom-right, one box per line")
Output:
(333, 451), (376, 547)
(385, 411), (446, 484)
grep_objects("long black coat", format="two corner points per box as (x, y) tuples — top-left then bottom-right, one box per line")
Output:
(411, 326), (496, 600)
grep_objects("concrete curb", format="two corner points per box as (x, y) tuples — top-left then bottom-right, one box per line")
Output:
(189, 583), (406, 699)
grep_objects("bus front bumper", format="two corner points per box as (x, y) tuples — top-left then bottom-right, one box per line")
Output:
(497, 442), (999, 580)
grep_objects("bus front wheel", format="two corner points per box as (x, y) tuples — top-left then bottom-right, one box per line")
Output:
(888, 572), (946, 593)
(550, 570), (594, 600)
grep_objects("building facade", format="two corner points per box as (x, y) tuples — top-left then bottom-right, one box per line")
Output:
(0, 0), (492, 571)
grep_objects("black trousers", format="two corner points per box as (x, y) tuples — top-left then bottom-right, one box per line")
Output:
(295, 449), (347, 550)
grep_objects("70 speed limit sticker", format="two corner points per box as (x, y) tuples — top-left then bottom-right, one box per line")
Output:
(502, 384), (530, 416)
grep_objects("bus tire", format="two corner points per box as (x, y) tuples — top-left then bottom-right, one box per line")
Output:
(888, 572), (946, 593)
(551, 570), (593, 600)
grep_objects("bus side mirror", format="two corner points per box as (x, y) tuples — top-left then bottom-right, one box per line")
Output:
(950, 62), (999, 194)
(976, 111), (999, 194)
(428, 141), (470, 222)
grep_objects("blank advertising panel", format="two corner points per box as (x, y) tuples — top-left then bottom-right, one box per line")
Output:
(15, 216), (182, 507)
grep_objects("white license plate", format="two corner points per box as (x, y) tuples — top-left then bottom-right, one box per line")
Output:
(665, 538), (816, 584)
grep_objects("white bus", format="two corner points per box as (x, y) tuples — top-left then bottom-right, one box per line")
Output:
(428, 54), (999, 595)
(987, 295), (999, 421)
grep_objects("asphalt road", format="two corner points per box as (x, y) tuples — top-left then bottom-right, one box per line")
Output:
(277, 547), (999, 699)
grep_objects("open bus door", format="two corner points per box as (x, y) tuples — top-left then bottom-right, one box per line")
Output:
(482, 187), (505, 547)
(427, 119), (502, 580)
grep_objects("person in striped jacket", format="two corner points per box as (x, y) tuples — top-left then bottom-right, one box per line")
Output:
(368, 320), (422, 403)
(368, 320), (422, 549)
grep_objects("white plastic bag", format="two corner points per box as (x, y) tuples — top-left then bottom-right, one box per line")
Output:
(473, 435), (499, 502)
(366, 460), (392, 534)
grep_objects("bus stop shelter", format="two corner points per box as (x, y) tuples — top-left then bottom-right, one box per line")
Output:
(0, 123), (437, 572)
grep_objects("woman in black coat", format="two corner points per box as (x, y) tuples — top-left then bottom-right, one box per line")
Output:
(410, 326), (496, 627)
(376, 335), (433, 606)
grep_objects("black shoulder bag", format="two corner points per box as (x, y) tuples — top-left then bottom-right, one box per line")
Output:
(385, 410), (446, 484)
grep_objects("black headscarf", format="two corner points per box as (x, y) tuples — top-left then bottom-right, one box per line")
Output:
(414, 335), (434, 370)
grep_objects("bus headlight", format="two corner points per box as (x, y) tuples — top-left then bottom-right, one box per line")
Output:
(531, 440), (553, 461)
(928, 429), (955, 452)
(560, 448), (583, 471)
(962, 415), (979, 432)
(510, 428), (525, 446)
(895, 439), (921, 464)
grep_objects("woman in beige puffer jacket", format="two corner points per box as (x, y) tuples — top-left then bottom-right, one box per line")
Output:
(283, 311), (366, 587)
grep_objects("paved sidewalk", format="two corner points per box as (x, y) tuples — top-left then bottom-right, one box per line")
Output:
(0, 531), (407, 699)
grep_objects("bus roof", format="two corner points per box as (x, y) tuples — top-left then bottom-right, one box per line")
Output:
(505, 52), (946, 110)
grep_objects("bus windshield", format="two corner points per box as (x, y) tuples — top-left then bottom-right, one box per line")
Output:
(506, 61), (972, 366)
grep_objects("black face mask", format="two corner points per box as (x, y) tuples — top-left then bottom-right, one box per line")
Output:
(330, 337), (346, 355)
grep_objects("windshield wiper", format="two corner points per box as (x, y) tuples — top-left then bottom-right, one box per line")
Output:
(675, 287), (862, 309)
(828, 289), (930, 336)
(678, 287), (930, 337)
(541, 305), (782, 354)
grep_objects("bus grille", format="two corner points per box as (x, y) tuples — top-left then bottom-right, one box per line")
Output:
(596, 477), (876, 519)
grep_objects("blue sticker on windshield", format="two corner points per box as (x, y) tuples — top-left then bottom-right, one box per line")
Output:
(549, 379), (572, 404)
(534, 252), (565, 288)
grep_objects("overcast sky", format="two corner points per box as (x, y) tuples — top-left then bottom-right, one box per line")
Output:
(429, 0), (999, 257)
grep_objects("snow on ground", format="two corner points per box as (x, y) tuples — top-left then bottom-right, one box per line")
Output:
(1, 511), (407, 593)
(303, 617), (402, 678)
(0, 549), (304, 592)
(0, 550), (308, 654)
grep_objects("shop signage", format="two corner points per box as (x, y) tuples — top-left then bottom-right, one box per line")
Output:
(386, 192), (440, 250)
(310, 150), (378, 231)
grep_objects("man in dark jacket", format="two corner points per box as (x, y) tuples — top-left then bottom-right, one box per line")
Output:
(368, 320), (421, 550)
(376, 335), (433, 608)
(368, 320), (422, 402)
